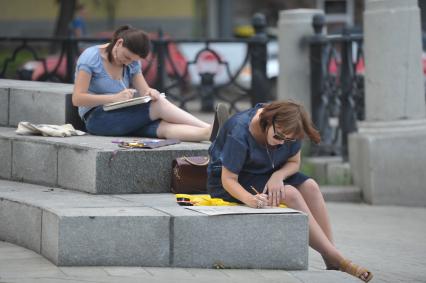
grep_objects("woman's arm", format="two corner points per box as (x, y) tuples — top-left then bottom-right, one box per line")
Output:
(132, 72), (161, 100)
(221, 166), (268, 208)
(72, 70), (135, 107)
(271, 150), (301, 181)
(265, 149), (301, 206)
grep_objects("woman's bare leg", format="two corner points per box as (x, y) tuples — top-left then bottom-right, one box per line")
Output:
(298, 179), (334, 243)
(282, 185), (343, 267)
(282, 186), (371, 281)
(156, 121), (210, 142)
(149, 96), (210, 128)
(298, 179), (335, 269)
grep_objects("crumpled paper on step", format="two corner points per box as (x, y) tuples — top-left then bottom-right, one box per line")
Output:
(16, 121), (86, 137)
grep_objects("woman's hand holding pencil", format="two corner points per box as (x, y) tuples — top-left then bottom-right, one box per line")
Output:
(250, 186), (269, 209)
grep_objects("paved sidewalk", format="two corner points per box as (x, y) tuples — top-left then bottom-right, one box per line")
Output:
(1, 202), (425, 283)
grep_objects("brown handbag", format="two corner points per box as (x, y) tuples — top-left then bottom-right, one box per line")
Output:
(171, 156), (210, 194)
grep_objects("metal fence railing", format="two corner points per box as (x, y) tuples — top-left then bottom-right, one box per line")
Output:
(0, 16), (273, 113)
(306, 14), (365, 160)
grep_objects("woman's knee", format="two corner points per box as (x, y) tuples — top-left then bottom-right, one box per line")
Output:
(300, 179), (323, 198)
(149, 96), (168, 118)
(282, 185), (304, 204)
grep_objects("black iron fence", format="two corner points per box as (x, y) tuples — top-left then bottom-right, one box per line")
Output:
(0, 15), (272, 113)
(306, 14), (365, 160)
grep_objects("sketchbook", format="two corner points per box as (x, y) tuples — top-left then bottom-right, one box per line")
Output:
(103, 93), (165, 111)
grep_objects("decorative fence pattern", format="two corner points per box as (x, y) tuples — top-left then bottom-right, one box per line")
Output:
(0, 16), (272, 113)
(306, 14), (365, 160)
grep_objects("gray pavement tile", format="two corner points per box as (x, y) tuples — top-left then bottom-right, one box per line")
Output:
(102, 267), (151, 277)
(220, 269), (265, 279)
(143, 267), (193, 278)
(59, 267), (109, 278)
(0, 250), (40, 260)
(253, 269), (302, 283)
(3, 279), (100, 283)
(290, 270), (360, 283)
(185, 268), (229, 279)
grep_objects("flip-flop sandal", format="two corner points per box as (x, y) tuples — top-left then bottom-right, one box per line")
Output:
(340, 259), (373, 282)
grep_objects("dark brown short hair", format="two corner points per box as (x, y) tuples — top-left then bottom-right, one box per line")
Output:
(259, 100), (321, 144)
(106, 25), (151, 62)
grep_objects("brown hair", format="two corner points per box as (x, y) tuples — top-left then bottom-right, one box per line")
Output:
(106, 25), (151, 62)
(259, 100), (321, 144)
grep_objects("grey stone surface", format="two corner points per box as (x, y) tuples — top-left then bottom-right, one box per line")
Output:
(326, 162), (352, 186)
(0, 88), (9, 126)
(0, 126), (209, 194)
(96, 148), (207, 193)
(364, 0), (425, 121)
(0, 199), (41, 253)
(2, 182), (426, 282)
(0, 137), (12, 179)
(321, 186), (361, 203)
(58, 147), (98, 193)
(160, 206), (308, 269)
(9, 88), (70, 126)
(0, 79), (83, 129)
(41, 210), (59, 265)
(305, 157), (342, 185)
(278, 9), (323, 111)
(348, 0), (426, 206)
(12, 140), (57, 186)
(44, 207), (171, 266)
(349, 122), (426, 206)
(0, 181), (309, 268)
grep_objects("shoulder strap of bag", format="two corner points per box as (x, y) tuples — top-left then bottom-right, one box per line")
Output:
(183, 156), (210, 166)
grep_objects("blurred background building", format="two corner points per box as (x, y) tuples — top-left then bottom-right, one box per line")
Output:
(0, 0), (424, 38)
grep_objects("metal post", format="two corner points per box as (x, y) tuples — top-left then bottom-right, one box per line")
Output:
(199, 72), (215, 112)
(155, 29), (167, 92)
(249, 13), (270, 106)
(309, 14), (334, 155)
(65, 38), (77, 83)
(339, 28), (358, 161)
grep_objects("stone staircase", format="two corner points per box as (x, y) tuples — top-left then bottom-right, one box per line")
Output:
(0, 79), (310, 269)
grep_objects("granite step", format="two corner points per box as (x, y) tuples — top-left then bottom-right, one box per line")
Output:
(0, 179), (308, 269)
(0, 79), (83, 130)
(0, 126), (209, 194)
(321, 185), (362, 203)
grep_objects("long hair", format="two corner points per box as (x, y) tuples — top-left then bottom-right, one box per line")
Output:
(259, 100), (321, 144)
(105, 25), (151, 62)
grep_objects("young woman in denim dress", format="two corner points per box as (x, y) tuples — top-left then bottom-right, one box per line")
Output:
(72, 25), (211, 141)
(207, 100), (372, 282)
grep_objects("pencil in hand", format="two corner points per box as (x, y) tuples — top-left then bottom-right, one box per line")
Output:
(250, 185), (260, 195)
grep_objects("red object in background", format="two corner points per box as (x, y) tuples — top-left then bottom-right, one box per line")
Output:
(328, 57), (365, 75)
(30, 56), (67, 81)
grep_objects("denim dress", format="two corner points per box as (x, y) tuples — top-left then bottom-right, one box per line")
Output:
(207, 104), (309, 203)
(75, 46), (160, 137)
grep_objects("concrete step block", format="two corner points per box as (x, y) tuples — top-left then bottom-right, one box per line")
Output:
(0, 87), (8, 126)
(304, 156), (353, 185)
(0, 127), (209, 194)
(321, 185), (362, 203)
(0, 137), (11, 179)
(160, 206), (308, 270)
(327, 162), (352, 185)
(0, 180), (309, 269)
(42, 207), (171, 266)
(0, 79), (83, 129)
(0, 198), (42, 253)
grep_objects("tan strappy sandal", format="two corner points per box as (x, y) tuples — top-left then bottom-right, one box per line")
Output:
(340, 259), (373, 282)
